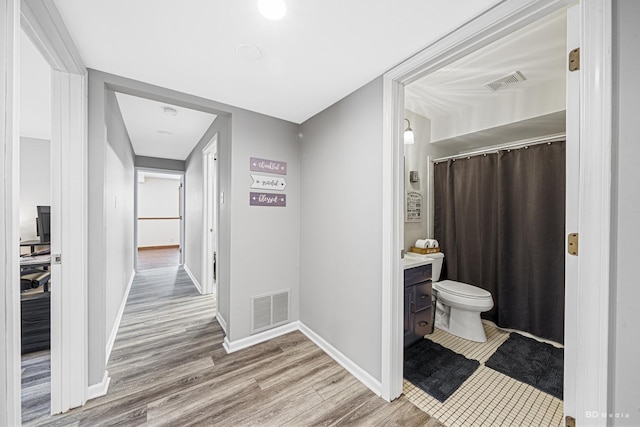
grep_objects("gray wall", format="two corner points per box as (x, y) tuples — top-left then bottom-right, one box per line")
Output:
(185, 109), (301, 340)
(19, 137), (50, 243)
(403, 110), (458, 251)
(299, 77), (383, 381)
(87, 71), (136, 385)
(611, 1), (640, 424)
(185, 116), (232, 326)
(135, 155), (185, 172)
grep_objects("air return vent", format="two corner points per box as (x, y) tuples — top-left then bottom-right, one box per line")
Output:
(250, 290), (290, 334)
(484, 71), (527, 92)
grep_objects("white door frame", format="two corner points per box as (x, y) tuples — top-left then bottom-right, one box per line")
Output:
(1, 0), (88, 422)
(134, 167), (186, 270)
(381, 0), (612, 425)
(202, 135), (218, 296)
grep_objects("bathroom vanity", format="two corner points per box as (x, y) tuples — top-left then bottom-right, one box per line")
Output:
(403, 256), (434, 347)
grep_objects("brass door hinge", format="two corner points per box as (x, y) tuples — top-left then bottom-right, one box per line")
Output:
(568, 233), (579, 256)
(569, 48), (580, 72)
(566, 415), (576, 427)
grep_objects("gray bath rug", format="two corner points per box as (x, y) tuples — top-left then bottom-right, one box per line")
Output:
(485, 332), (563, 400)
(404, 338), (480, 403)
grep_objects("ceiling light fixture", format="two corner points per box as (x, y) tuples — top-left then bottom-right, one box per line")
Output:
(157, 130), (173, 136)
(404, 118), (415, 145)
(163, 107), (178, 116)
(258, 0), (286, 20)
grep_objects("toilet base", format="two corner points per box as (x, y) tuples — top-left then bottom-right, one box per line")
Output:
(435, 306), (487, 342)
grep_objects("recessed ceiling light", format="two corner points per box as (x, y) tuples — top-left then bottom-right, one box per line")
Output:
(235, 44), (262, 62)
(163, 107), (178, 116)
(258, 0), (286, 20)
(157, 130), (173, 136)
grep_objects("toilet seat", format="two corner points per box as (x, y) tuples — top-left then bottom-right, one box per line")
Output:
(434, 280), (492, 300)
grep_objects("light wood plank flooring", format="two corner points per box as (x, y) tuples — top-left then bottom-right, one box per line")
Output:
(28, 265), (441, 426)
(136, 247), (180, 270)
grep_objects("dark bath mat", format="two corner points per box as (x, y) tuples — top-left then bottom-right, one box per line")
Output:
(485, 332), (563, 400)
(404, 338), (480, 403)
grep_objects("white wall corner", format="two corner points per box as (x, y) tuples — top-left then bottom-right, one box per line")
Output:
(298, 322), (382, 398)
(183, 263), (202, 293)
(223, 321), (300, 354)
(86, 370), (110, 401)
(105, 269), (135, 362)
(216, 312), (228, 334)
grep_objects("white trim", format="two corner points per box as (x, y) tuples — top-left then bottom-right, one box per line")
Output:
(183, 263), (202, 294)
(86, 371), (110, 401)
(202, 135), (218, 296)
(298, 322), (382, 397)
(223, 321), (299, 353)
(105, 270), (135, 363)
(20, 0), (88, 415)
(0, 0), (22, 424)
(574, 0), (612, 424)
(216, 313), (228, 334)
(381, 0), (576, 403)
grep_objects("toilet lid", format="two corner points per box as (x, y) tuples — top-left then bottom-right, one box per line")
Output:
(435, 280), (492, 299)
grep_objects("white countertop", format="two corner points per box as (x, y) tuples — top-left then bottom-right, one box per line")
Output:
(402, 253), (434, 270)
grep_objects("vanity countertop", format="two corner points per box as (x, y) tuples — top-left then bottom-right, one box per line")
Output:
(402, 253), (434, 270)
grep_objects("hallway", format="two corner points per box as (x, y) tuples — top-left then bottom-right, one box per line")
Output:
(29, 265), (440, 426)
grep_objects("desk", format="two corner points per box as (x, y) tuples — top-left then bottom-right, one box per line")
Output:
(20, 254), (51, 273)
(20, 239), (50, 253)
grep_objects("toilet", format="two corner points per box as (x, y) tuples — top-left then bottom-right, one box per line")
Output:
(430, 252), (494, 342)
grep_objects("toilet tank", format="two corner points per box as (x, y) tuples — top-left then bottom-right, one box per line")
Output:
(430, 252), (445, 281)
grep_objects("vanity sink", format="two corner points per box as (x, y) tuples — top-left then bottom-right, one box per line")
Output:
(402, 253), (433, 270)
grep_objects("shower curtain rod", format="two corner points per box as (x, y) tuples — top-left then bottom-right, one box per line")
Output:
(432, 133), (567, 163)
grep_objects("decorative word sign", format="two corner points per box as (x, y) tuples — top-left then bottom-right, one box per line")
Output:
(250, 174), (287, 191)
(250, 157), (287, 175)
(406, 190), (422, 222)
(250, 192), (286, 207)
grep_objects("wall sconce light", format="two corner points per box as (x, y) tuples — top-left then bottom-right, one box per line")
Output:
(404, 118), (415, 145)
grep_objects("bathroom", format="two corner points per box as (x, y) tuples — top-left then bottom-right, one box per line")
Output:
(402, 9), (568, 427)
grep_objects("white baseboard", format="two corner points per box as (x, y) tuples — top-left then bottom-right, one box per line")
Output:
(223, 321), (300, 353)
(87, 370), (110, 400)
(106, 269), (135, 362)
(298, 322), (382, 397)
(221, 321), (382, 397)
(216, 312), (228, 334)
(183, 263), (201, 293)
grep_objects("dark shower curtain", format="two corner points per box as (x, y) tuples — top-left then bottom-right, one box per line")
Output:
(434, 141), (565, 343)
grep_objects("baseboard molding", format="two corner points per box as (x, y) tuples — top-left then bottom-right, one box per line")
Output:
(216, 312), (228, 334)
(223, 321), (300, 354)
(183, 263), (201, 293)
(298, 322), (382, 397)
(221, 321), (382, 397)
(86, 370), (110, 401)
(106, 269), (135, 362)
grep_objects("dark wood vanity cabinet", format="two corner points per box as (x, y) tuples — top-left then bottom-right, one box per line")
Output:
(404, 263), (433, 347)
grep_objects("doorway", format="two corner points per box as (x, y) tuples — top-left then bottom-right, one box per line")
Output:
(381, 1), (613, 425)
(135, 169), (185, 271)
(202, 135), (218, 296)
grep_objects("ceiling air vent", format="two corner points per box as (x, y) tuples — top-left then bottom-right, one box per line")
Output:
(484, 71), (527, 92)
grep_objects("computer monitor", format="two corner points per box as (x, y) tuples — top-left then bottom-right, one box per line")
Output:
(36, 205), (51, 244)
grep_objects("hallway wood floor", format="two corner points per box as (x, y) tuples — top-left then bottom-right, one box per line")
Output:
(136, 247), (180, 270)
(28, 265), (441, 426)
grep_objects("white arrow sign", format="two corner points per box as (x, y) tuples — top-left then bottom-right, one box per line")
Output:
(250, 174), (287, 191)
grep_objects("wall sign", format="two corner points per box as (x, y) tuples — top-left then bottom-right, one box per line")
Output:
(250, 174), (287, 191)
(250, 192), (286, 207)
(250, 157), (287, 175)
(406, 190), (422, 222)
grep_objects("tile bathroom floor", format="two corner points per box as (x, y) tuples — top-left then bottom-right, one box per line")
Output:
(404, 323), (564, 427)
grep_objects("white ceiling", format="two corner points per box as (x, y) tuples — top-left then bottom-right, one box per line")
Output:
(20, 29), (51, 140)
(114, 93), (217, 161)
(53, 0), (500, 124)
(406, 9), (567, 147)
